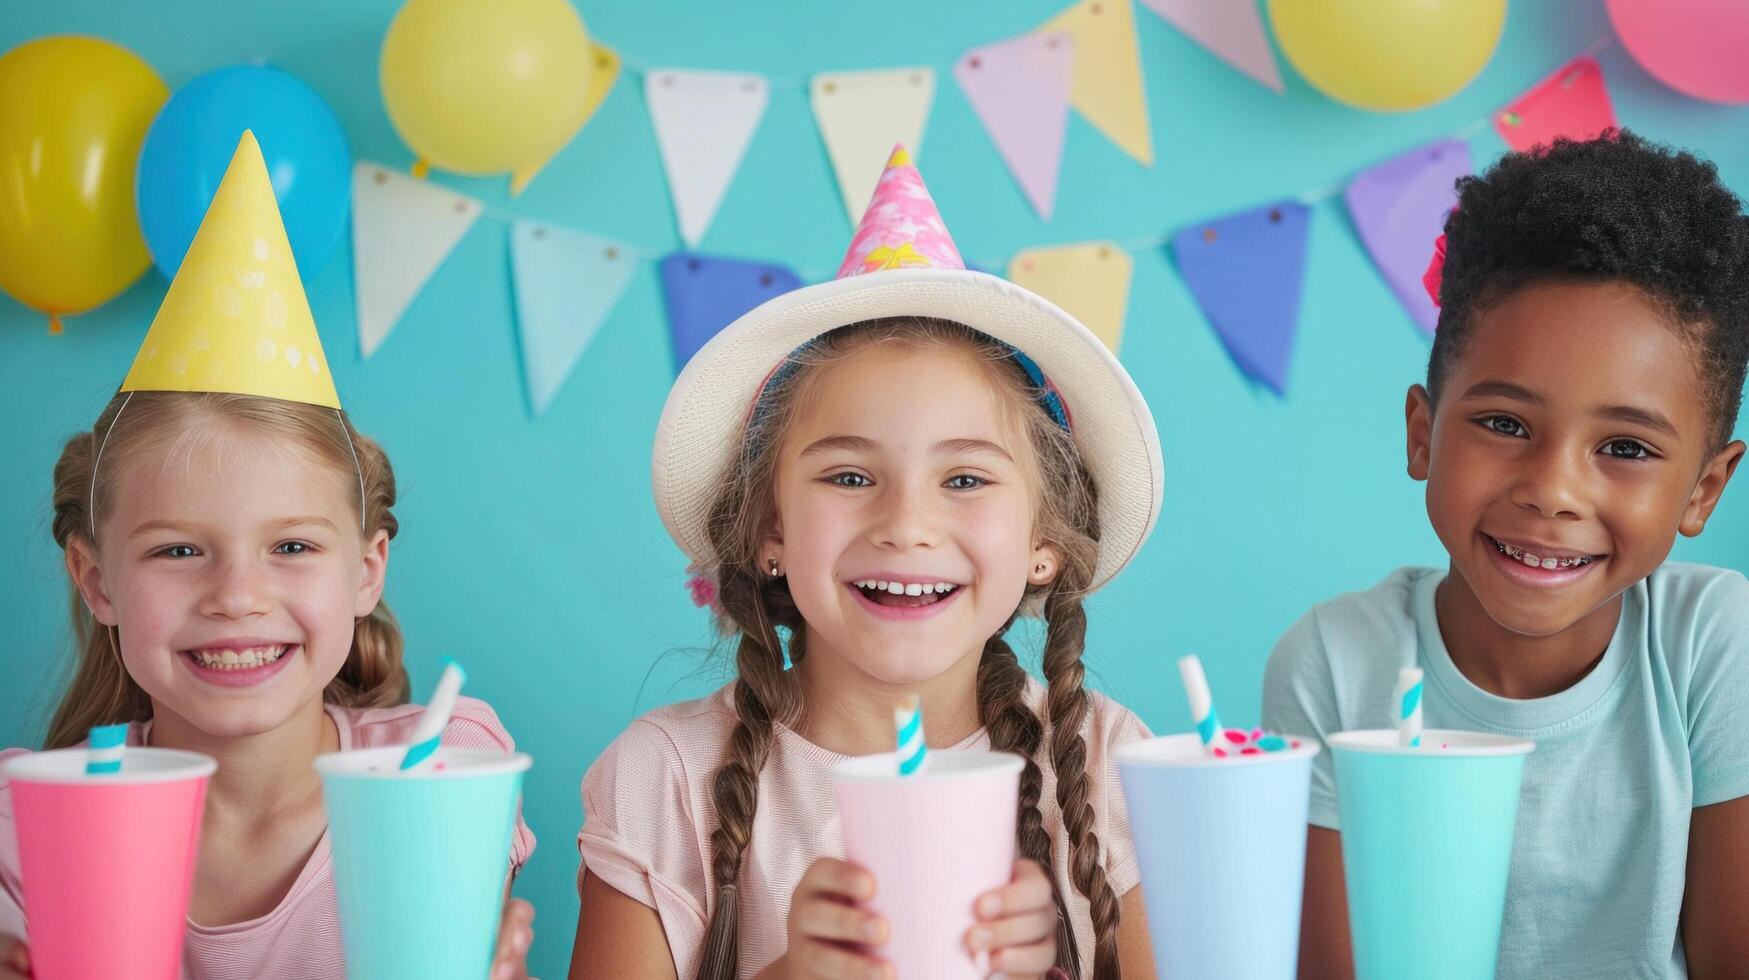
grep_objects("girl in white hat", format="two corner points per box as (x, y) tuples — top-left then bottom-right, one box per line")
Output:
(570, 147), (1164, 980)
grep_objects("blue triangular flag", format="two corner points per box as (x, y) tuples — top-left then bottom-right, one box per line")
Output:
(1171, 201), (1311, 394)
(659, 253), (802, 373)
(510, 222), (640, 415)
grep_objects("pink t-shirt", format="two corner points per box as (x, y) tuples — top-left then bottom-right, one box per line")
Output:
(579, 679), (1149, 979)
(0, 696), (535, 980)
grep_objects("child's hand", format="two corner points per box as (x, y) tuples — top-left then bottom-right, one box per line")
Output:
(0, 934), (28, 980)
(768, 857), (892, 980)
(489, 898), (536, 980)
(966, 859), (1058, 978)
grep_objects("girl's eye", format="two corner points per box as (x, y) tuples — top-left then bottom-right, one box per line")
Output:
(945, 474), (987, 490)
(273, 541), (312, 555)
(1602, 439), (1653, 461)
(158, 545), (198, 559)
(827, 472), (872, 488)
(1480, 415), (1527, 438)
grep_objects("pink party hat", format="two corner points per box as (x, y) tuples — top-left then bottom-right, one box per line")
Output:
(836, 145), (966, 279)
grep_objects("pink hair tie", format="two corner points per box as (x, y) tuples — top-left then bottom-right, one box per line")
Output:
(1423, 231), (1448, 308)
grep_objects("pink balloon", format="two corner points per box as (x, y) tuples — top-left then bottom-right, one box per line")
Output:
(1607, 0), (1749, 103)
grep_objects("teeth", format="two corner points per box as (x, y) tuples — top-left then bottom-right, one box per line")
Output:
(854, 580), (959, 595)
(1492, 538), (1593, 569)
(190, 645), (287, 670)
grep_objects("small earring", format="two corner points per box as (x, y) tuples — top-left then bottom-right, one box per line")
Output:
(768, 557), (782, 577)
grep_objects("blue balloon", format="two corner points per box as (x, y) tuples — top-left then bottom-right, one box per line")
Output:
(137, 65), (350, 280)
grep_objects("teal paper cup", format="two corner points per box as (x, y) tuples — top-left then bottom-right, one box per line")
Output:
(1329, 729), (1533, 980)
(316, 746), (530, 980)
(1116, 733), (1320, 980)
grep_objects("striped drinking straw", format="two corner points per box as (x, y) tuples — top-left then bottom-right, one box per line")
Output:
(1395, 667), (1424, 748)
(1177, 655), (1225, 756)
(894, 695), (928, 776)
(399, 658), (466, 772)
(86, 724), (127, 775)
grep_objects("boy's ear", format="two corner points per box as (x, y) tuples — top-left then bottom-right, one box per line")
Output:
(66, 537), (119, 627)
(1679, 439), (1745, 537)
(1406, 385), (1434, 482)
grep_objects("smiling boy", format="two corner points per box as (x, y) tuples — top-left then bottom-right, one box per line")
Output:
(1265, 132), (1749, 979)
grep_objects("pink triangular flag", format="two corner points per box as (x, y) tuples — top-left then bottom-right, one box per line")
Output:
(1140, 0), (1284, 93)
(1495, 56), (1617, 154)
(954, 31), (1075, 220)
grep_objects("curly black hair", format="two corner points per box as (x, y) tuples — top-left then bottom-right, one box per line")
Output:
(1428, 129), (1749, 448)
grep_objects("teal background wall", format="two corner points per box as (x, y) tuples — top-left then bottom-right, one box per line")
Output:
(2, 2), (1745, 975)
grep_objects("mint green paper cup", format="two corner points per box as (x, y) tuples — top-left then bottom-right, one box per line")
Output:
(316, 746), (530, 980)
(1330, 729), (1533, 980)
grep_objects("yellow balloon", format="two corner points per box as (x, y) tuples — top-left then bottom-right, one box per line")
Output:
(0, 35), (166, 330)
(1268, 0), (1507, 112)
(380, 0), (594, 175)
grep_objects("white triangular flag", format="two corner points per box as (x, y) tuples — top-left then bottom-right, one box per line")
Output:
(351, 163), (482, 358)
(646, 69), (768, 247)
(810, 67), (935, 224)
(509, 221), (640, 415)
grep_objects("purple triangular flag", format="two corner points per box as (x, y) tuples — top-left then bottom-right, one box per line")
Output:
(1172, 201), (1311, 394)
(954, 31), (1075, 220)
(1140, 0), (1284, 92)
(659, 253), (802, 374)
(1345, 139), (1471, 337)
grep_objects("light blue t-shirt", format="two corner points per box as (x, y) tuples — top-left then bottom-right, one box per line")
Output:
(1263, 563), (1749, 980)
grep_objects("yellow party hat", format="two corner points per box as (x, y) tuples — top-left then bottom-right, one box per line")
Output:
(121, 130), (340, 409)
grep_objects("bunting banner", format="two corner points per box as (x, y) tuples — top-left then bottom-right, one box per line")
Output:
(325, 30), (1634, 412)
(646, 69), (769, 247)
(955, 31), (1076, 220)
(1495, 55), (1616, 153)
(509, 221), (640, 414)
(1172, 201), (1311, 394)
(811, 67), (936, 225)
(1008, 242), (1135, 353)
(351, 163), (482, 359)
(1041, 0), (1154, 165)
(1345, 139), (1471, 337)
(659, 253), (801, 373)
(511, 44), (623, 197)
(1140, 0), (1284, 93)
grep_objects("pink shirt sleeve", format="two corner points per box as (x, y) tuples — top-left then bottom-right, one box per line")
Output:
(578, 717), (712, 979)
(1089, 697), (1153, 898)
(0, 748), (28, 943)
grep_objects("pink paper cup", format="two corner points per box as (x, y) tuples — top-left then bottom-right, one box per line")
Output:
(4, 747), (215, 980)
(831, 749), (1023, 979)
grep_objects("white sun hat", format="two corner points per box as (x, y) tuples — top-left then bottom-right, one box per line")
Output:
(652, 145), (1163, 591)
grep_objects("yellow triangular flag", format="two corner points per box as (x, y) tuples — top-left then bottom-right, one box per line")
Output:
(510, 43), (622, 196)
(122, 131), (339, 408)
(1040, 0), (1154, 166)
(1008, 242), (1134, 353)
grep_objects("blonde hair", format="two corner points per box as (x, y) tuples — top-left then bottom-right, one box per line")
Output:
(43, 392), (409, 750)
(693, 319), (1123, 979)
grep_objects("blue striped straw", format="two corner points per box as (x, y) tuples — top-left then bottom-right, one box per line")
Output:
(1177, 655), (1225, 754)
(86, 724), (127, 775)
(894, 696), (928, 776)
(1396, 667), (1424, 748)
(399, 658), (466, 772)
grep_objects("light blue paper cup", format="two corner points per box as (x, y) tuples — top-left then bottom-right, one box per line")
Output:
(1117, 733), (1320, 980)
(316, 746), (531, 980)
(1330, 729), (1533, 980)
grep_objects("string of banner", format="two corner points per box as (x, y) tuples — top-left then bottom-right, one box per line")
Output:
(350, 27), (1618, 416)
